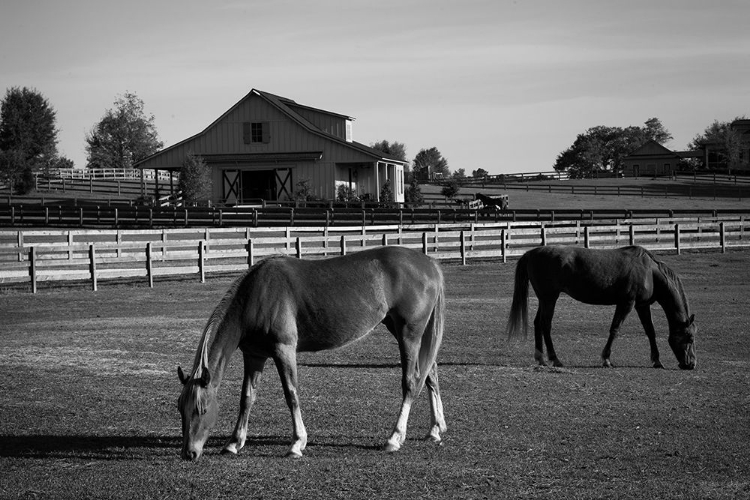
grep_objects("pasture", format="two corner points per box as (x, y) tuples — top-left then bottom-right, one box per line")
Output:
(1, 249), (749, 499)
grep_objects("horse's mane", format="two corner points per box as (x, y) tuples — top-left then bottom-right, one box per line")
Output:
(645, 249), (690, 316)
(192, 270), (249, 376)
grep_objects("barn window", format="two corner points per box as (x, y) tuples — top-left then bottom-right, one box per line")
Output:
(243, 122), (270, 144)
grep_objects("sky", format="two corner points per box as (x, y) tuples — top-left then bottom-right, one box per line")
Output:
(1, 0), (749, 175)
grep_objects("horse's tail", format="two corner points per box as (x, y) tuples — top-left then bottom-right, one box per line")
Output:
(416, 269), (445, 395)
(506, 253), (529, 339)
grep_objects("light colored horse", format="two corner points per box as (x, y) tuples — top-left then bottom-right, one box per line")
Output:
(507, 245), (697, 370)
(177, 246), (446, 460)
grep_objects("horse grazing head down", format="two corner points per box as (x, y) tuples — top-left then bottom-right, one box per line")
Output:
(177, 365), (218, 460)
(668, 314), (697, 370)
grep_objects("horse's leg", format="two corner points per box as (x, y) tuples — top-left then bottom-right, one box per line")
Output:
(533, 308), (546, 366)
(424, 362), (446, 443)
(273, 344), (307, 458)
(601, 301), (634, 368)
(535, 296), (562, 367)
(635, 305), (663, 368)
(385, 319), (427, 453)
(222, 352), (266, 455)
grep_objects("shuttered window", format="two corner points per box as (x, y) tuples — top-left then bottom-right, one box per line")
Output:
(243, 122), (271, 144)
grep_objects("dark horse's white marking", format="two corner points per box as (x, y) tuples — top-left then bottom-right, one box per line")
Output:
(177, 246), (446, 460)
(506, 245), (696, 370)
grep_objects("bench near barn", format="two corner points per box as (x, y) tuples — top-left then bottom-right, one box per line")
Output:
(0, 216), (748, 293)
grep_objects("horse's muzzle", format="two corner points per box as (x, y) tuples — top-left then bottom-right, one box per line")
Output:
(181, 445), (203, 461)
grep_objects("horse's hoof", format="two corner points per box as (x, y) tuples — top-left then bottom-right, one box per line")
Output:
(221, 444), (239, 455)
(602, 360), (613, 368)
(424, 433), (442, 444)
(384, 442), (401, 453)
(552, 359), (564, 368)
(285, 450), (304, 459)
(653, 361), (664, 369)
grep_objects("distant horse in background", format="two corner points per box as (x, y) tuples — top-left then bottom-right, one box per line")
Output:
(177, 246), (446, 460)
(506, 245), (696, 370)
(475, 192), (509, 211)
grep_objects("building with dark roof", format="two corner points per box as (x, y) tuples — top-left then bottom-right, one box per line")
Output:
(135, 89), (406, 204)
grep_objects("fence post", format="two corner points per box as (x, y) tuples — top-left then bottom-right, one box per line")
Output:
(247, 239), (254, 267)
(296, 237), (302, 258)
(422, 232), (428, 254)
(541, 225), (547, 246)
(146, 242), (154, 288)
(629, 224), (635, 246)
(199, 240), (205, 283)
(89, 244), (97, 292)
(460, 230), (467, 265)
(79, 207), (84, 226)
(500, 228), (510, 264)
(720, 222), (726, 253)
(30, 246), (37, 294)
(340, 235), (346, 256)
(584, 226), (590, 248)
(184, 208), (189, 227)
(674, 224), (681, 255)
(382, 233), (388, 247)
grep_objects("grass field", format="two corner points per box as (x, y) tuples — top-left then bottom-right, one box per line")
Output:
(422, 176), (749, 210)
(1, 247), (749, 499)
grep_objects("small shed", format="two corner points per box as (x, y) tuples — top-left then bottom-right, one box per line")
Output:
(135, 89), (406, 205)
(621, 140), (682, 178)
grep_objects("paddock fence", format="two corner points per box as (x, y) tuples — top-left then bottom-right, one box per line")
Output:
(2, 202), (749, 230)
(1, 216), (747, 293)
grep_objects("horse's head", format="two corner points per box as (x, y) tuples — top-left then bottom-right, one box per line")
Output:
(177, 365), (218, 460)
(668, 314), (697, 370)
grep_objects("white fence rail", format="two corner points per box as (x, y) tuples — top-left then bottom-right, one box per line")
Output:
(0, 218), (747, 293)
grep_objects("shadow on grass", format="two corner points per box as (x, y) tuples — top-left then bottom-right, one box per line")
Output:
(0, 433), (383, 459)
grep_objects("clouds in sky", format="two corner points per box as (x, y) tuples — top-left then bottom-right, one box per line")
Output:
(1, 0), (748, 173)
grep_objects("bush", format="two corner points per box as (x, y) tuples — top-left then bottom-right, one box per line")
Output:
(179, 153), (212, 204)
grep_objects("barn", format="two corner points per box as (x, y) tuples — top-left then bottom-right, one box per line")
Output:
(621, 140), (684, 177)
(135, 89), (406, 205)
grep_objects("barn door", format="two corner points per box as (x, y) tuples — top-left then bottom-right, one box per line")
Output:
(275, 168), (293, 201)
(223, 170), (240, 205)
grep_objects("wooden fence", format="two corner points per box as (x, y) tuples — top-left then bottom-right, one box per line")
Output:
(1, 217), (748, 293)
(2, 202), (749, 229)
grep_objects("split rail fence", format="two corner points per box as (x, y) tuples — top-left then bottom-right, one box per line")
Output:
(1, 216), (748, 293)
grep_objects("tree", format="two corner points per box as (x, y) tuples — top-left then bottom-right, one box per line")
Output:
(452, 168), (466, 180)
(688, 117), (746, 170)
(404, 177), (423, 206)
(553, 118), (672, 178)
(472, 168), (488, 178)
(440, 178), (460, 199)
(413, 147), (449, 180)
(86, 92), (163, 169)
(179, 153), (212, 205)
(0, 86), (59, 193)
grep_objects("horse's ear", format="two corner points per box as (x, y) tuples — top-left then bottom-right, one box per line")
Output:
(199, 367), (211, 387)
(177, 366), (188, 385)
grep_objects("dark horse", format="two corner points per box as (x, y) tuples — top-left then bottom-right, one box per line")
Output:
(475, 192), (509, 211)
(177, 246), (446, 460)
(506, 245), (696, 370)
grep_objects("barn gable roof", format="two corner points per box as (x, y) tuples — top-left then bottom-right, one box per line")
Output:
(135, 89), (404, 169)
(624, 140), (682, 160)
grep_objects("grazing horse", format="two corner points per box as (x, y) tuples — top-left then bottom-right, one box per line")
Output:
(506, 245), (696, 370)
(177, 246), (446, 460)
